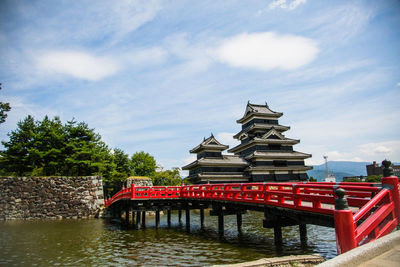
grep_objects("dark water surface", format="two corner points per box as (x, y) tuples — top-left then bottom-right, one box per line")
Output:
(0, 211), (336, 266)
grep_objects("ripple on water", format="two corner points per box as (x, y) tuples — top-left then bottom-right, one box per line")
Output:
(0, 212), (337, 265)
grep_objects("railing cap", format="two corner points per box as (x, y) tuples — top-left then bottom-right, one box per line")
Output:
(335, 188), (349, 210)
(382, 159), (394, 177)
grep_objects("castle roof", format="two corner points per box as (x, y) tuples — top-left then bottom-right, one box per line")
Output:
(245, 151), (312, 160)
(233, 123), (290, 139)
(182, 155), (248, 170)
(237, 102), (283, 123)
(189, 135), (229, 153)
(228, 128), (300, 153)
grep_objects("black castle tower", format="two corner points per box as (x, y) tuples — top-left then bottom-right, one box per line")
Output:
(182, 102), (312, 184)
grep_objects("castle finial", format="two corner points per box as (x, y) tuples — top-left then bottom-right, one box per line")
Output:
(211, 133), (214, 137)
(265, 101), (269, 108)
(247, 100), (250, 105)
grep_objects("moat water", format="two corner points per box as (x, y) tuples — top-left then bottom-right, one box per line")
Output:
(0, 211), (337, 266)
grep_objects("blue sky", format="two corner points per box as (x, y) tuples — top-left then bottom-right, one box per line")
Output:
(1, 0), (399, 171)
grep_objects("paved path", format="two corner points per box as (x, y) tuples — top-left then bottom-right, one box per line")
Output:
(317, 230), (400, 267)
(357, 242), (400, 267)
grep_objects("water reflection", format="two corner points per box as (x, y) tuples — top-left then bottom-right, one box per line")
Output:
(0, 211), (336, 266)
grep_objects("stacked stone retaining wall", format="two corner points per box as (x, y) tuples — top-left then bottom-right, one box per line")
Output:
(0, 176), (104, 220)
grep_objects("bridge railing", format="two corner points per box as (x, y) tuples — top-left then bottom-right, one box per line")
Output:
(334, 176), (400, 254)
(179, 182), (380, 215)
(104, 176), (400, 256)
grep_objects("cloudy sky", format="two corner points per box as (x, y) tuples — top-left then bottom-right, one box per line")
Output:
(1, 0), (399, 170)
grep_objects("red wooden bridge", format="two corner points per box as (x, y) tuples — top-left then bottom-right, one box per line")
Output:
(105, 172), (400, 255)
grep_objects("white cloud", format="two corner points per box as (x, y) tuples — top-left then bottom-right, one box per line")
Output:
(126, 47), (168, 66)
(36, 51), (120, 81)
(397, 82), (400, 87)
(304, 141), (400, 165)
(269, 0), (307, 10)
(308, 4), (372, 43)
(213, 32), (318, 71)
(358, 141), (400, 158)
(106, 0), (163, 42)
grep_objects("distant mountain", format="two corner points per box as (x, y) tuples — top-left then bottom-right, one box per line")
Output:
(307, 161), (370, 182)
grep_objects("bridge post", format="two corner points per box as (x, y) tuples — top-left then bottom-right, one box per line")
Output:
(125, 202), (130, 226)
(237, 213), (242, 234)
(334, 188), (357, 254)
(218, 213), (224, 237)
(185, 207), (190, 231)
(141, 211), (146, 228)
(299, 224), (307, 243)
(136, 211), (141, 229)
(167, 209), (171, 228)
(155, 210), (160, 229)
(381, 159), (400, 226)
(200, 208), (205, 229)
(274, 226), (282, 245)
(178, 209), (182, 226)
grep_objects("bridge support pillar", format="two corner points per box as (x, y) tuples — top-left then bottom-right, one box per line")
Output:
(155, 210), (160, 229)
(274, 226), (282, 245)
(130, 211), (135, 227)
(237, 213), (242, 234)
(167, 210), (171, 228)
(185, 208), (190, 231)
(141, 211), (146, 228)
(218, 213), (224, 237)
(299, 224), (307, 243)
(178, 209), (182, 226)
(136, 211), (141, 229)
(124, 203), (130, 226)
(200, 208), (205, 229)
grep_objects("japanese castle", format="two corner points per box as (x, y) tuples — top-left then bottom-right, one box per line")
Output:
(182, 102), (312, 184)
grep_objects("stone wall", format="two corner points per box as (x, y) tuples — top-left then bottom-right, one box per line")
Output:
(126, 176), (153, 187)
(0, 176), (104, 220)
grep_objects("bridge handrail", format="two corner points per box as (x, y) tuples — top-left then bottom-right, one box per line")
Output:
(104, 176), (400, 256)
(334, 176), (400, 254)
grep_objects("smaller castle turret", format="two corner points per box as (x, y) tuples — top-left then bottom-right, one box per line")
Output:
(182, 135), (249, 184)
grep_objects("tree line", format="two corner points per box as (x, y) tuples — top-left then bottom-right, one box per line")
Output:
(0, 115), (185, 194)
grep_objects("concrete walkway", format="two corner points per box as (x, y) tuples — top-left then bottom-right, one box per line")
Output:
(317, 230), (400, 267)
(357, 241), (400, 267)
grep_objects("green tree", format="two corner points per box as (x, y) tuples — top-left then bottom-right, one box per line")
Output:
(103, 148), (131, 196)
(62, 119), (110, 176)
(152, 167), (182, 186)
(31, 116), (65, 176)
(130, 151), (156, 177)
(113, 148), (131, 176)
(0, 83), (11, 124)
(309, 176), (317, 182)
(365, 175), (382, 183)
(0, 115), (111, 178)
(1, 115), (37, 175)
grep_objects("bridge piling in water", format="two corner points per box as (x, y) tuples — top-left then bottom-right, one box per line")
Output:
(124, 203), (129, 226)
(167, 209), (171, 227)
(274, 225), (283, 245)
(155, 210), (160, 228)
(185, 207), (190, 231)
(237, 213), (242, 234)
(218, 213), (224, 237)
(136, 211), (141, 229)
(200, 208), (205, 229)
(299, 224), (307, 243)
(141, 211), (146, 228)
(178, 209), (182, 226)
